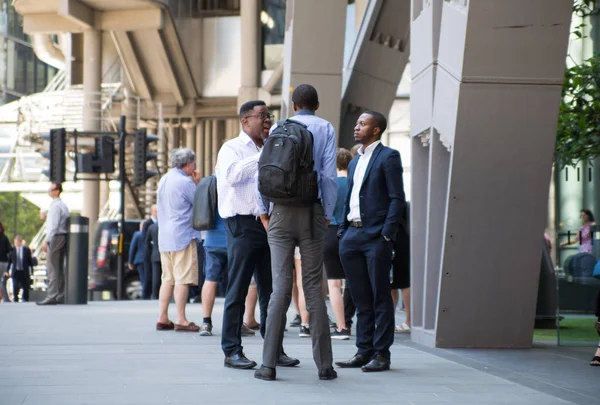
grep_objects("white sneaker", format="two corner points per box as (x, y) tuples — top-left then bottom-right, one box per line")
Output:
(395, 323), (411, 333)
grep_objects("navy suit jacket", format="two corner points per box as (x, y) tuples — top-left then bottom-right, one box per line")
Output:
(128, 231), (145, 266)
(7, 245), (35, 279)
(339, 143), (406, 241)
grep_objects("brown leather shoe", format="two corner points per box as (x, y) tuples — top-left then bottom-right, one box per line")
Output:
(174, 322), (200, 332)
(156, 321), (175, 331)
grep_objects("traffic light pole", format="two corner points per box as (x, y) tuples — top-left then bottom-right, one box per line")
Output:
(117, 116), (126, 301)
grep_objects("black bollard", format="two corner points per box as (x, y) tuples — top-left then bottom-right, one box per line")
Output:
(66, 216), (89, 305)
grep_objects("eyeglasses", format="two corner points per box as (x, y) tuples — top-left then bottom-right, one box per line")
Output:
(245, 114), (274, 121)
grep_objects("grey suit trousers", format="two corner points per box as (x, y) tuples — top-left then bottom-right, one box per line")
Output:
(46, 234), (67, 301)
(262, 204), (333, 371)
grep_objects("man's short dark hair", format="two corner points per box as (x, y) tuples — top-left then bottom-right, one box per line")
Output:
(336, 148), (353, 171)
(53, 182), (63, 194)
(292, 84), (319, 110)
(364, 110), (387, 135)
(239, 100), (267, 118)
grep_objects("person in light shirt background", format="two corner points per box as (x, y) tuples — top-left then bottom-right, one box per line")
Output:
(155, 148), (202, 332)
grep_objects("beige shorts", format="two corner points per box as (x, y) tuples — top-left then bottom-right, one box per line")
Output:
(160, 240), (199, 286)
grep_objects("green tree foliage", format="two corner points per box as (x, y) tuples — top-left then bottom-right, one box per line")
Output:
(0, 192), (44, 244)
(556, 54), (600, 168)
(555, 0), (600, 168)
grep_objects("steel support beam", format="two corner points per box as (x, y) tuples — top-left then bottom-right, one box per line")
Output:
(111, 31), (152, 100)
(339, 0), (410, 147)
(23, 9), (163, 34)
(281, 0), (347, 135)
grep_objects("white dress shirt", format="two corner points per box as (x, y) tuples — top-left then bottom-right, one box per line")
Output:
(45, 197), (70, 243)
(215, 131), (265, 218)
(347, 141), (381, 222)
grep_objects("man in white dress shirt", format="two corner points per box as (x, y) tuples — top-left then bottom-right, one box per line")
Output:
(216, 100), (298, 370)
(38, 182), (70, 305)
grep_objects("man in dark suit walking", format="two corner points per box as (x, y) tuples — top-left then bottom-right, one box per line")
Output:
(8, 235), (35, 302)
(144, 221), (162, 300)
(336, 111), (406, 373)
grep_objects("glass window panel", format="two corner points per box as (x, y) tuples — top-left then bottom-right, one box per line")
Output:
(261, 0), (286, 70)
(0, 0), (8, 35)
(14, 42), (27, 94)
(25, 46), (34, 94)
(36, 57), (46, 92)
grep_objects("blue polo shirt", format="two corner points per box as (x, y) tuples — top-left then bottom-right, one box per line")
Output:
(204, 212), (226, 248)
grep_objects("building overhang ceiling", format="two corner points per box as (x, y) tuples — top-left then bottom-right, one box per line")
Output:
(14, 0), (199, 107)
(15, 0), (167, 33)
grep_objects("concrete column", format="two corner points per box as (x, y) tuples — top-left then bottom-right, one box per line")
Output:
(211, 120), (220, 171)
(281, 0), (347, 134)
(238, 0), (259, 106)
(204, 120), (212, 176)
(99, 180), (110, 215)
(122, 86), (140, 219)
(168, 122), (176, 160)
(158, 117), (168, 174)
(197, 125), (205, 176)
(410, 0), (443, 347)
(186, 121), (196, 151)
(410, 0), (572, 348)
(82, 29), (101, 256)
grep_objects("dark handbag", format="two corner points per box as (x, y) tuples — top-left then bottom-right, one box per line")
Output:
(191, 175), (218, 231)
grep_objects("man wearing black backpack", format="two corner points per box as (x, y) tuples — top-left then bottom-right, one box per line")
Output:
(255, 84), (338, 381)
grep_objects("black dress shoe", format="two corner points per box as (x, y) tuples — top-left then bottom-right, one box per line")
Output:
(254, 365), (276, 381)
(334, 354), (370, 368)
(224, 352), (257, 369)
(36, 298), (58, 306)
(277, 353), (300, 367)
(318, 367), (338, 380)
(361, 355), (390, 372)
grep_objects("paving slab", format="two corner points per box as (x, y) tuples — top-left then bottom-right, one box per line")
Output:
(0, 300), (585, 405)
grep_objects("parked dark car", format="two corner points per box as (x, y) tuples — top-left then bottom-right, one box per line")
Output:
(89, 219), (143, 300)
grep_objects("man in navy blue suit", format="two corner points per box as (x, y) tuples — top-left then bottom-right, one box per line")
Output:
(335, 111), (406, 373)
(7, 235), (35, 302)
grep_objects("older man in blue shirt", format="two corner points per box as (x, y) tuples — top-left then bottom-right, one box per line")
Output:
(255, 84), (338, 381)
(156, 148), (202, 332)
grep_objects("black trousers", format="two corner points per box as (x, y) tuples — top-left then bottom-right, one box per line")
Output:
(344, 285), (356, 327)
(221, 215), (272, 357)
(339, 226), (395, 360)
(12, 271), (29, 302)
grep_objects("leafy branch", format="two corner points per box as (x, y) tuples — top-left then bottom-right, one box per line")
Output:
(555, 0), (600, 168)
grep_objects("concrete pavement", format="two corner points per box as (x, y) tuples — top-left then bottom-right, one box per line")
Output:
(0, 299), (594, 405)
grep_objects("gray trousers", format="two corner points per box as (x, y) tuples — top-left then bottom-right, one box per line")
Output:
(46, 234), (67, 301)
(262, 204), (333, 370)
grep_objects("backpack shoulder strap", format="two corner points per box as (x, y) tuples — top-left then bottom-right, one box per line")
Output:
(284, 118), (308, 129)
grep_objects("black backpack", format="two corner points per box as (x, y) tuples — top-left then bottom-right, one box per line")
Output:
(258, 119), (319, 205)
(191, 174), (217, 230)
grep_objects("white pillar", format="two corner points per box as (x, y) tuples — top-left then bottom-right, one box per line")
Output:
(281, 0), (347, 134)
(82, 29), (101, 257)
(195, 122), (204, 177)
(238, 0), (259, 106)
